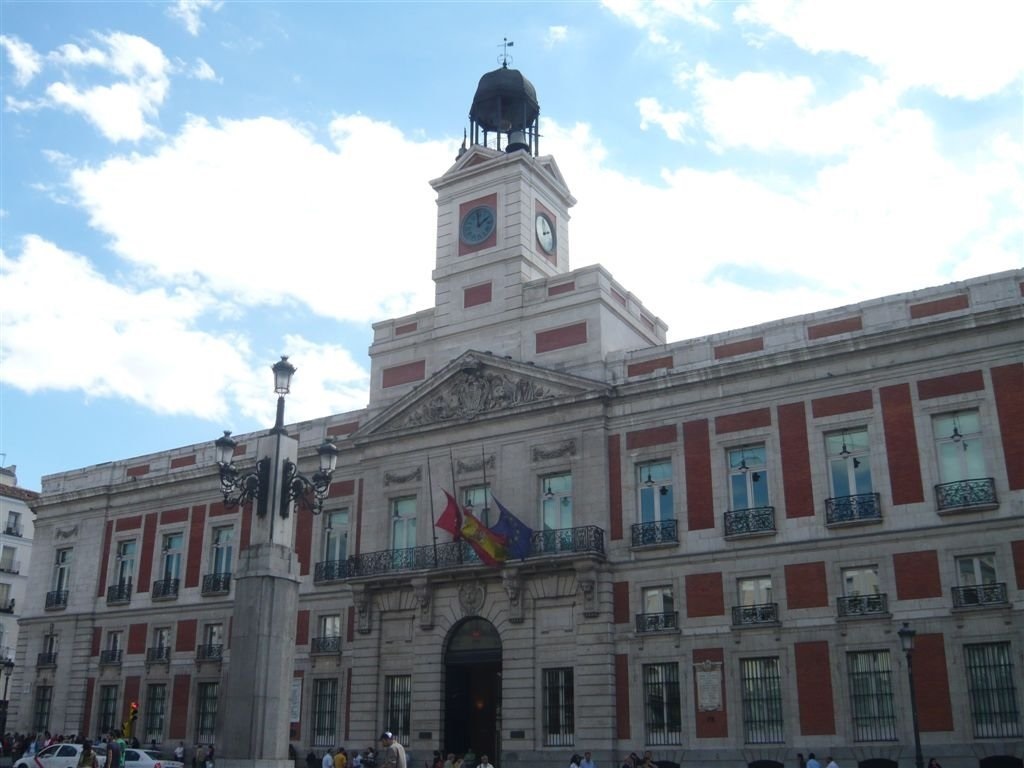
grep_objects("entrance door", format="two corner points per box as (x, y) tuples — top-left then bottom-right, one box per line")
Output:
(444, 618), (501, 761)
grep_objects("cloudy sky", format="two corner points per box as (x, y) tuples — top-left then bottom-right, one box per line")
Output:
(1, 0), (1021, 490)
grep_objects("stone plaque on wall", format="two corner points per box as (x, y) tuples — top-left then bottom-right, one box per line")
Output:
(694, 660), (723, 711)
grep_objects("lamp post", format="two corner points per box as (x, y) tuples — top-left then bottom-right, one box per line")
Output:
(0, 658), (14, 742)
(212, 357), (337, 768)
(898, 622), (925, 768)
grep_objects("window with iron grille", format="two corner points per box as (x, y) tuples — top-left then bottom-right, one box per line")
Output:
(33, 684), (52, 733)
(384, 675), (411, 744)
(740, 657), (783, 743)
(311, 678), (338, 748)
(542, 667), (574, 746)
(643, 662), (682, 745)
(847, 650), (896, 741)
(98, 684), (119, 734)
(144, 683), (166, 738)
(195, 682), (218, 743)
(965, 642), (1021, 738)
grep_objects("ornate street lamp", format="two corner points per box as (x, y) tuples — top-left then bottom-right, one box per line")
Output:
(0, 658), (14, 740)
(898, 622), (925, 768)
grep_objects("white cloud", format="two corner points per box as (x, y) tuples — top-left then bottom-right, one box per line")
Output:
(734, 0), (1024, 100)
(168, 0), (224, 37)
(0, 35), (43, 86)
(545, 26), (568, 48)
(603, 0), (719, 42)
(636, 96), (693, 142)
(190, 57), (218, 81)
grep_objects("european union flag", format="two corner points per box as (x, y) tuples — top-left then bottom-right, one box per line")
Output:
(491, 496), (534, 561)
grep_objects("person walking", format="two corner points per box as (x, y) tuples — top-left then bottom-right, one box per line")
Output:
(580, 753), (596, 768)
(379, 732), (406, 768)
(806, 754), (821, 768)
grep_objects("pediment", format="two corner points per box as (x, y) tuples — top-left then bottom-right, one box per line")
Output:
(357, 352), (608, 437)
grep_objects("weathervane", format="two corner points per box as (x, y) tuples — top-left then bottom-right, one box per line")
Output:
(499, 37), (514, 68)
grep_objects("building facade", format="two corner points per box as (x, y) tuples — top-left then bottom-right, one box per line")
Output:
(0, 466), (36, 661)
(14, 67), (1024, 768)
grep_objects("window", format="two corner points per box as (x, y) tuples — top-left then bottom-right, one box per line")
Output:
(161, 532), (183, 581)
(843, 566), (879, 596)
(542, 667), (574, 746)
(637, 461), (673, 523)
(638, 585), (677, 632)
(5, 510), (21, 536)
(957, 553), (997, 586)
(211, 526), (234, 575)
(0, 546), (15, 572)
(826, 428), (873, 497)
(323, 509), (349, 562)
(740, 657), (783, 743)
(311, 678), (339, 748)
(154, 626), (171, 649)
(391, 497), (416, 551)
(145, 683), (167, 738)
(933, 410), (985, 483)
(313, 615), (342, 653)
(540, 473), (573, 552)
(319, 615), (341, 638)
(195, 682), (218, 743)
(0, 583), (10, 607)
(728, 445), (769, 510)
(642, 662), (681, 745)
(53, 548), (72, 592)
(42, 631), (58, 657)
(965, 642), (1021, 738)
(98, 684), (119, 734)
(115, 540), (136, 585)
(204, 623), (223, 647)
(384, 675), (411, 744)
(33, 684), (52, 732)
(847, 650), (896, 741)
(102, 631), (123, 664)
(738, 576), (773, 606)
(463, 484), (492, 527)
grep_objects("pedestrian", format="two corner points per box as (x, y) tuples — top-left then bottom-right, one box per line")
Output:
(335, 748), (348, 768)
(205, 744), (215, 768)
(797, 755), (805, 768)
(77, 740), (99, 768)
(825, 759), (838, 768)
(379, 732), (406, 768)
(806, 754), (821, 768)
(569, 755), (581, 768)
(174, 742), (185, 762)
(323, 749), (335, 768)
(307, 751), (319, 768)
(927, 761), (942, 768)
(580, 753), (595, 768)
(105, 731), (122, 768)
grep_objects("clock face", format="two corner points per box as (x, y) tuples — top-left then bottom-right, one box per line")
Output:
(460, 205), (496, 246)
(535, 213), (555, 253)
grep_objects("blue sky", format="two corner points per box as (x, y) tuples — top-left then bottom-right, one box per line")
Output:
(1, 0), (1021, 491)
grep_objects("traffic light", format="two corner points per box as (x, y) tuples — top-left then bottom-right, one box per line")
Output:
(123, 701), (139, 739)
(130, 702), (139, 722)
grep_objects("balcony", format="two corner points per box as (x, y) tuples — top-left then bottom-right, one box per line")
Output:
(106, 581), (132, 605)
(344, 525), (605, 579)
(0, 560), (20, 575)
(45, 590), (68, 610)
(152, 577), (180, 600)
(837, 593), (889, 618)
(146, 646), (171, 664)
(0, 599), (14, 614)
(825, 493), (882, 526)
(4, 525), (22, 537)
(635, 611), (679, 633)
(724, 506), (776, 539)
(731, 602), (780, 627)
(36, 652), (58, 667)
(310, 636), (342, 654)
(935, 477), (998, 514)
(195, 644), (223, 662)
(313, 559), (350, 584)
(952, 583), (1008, 609)
(631, 519), (678, 548)
(201, 572), (231, 596)
(99, 649), (122, 666)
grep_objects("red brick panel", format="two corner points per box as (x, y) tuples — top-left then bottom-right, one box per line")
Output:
(795, 641), (836, 735)
(328, 478), (356, 499)
(344, 667), (353, 742)
(608, 435), (623, 541)
(684, 419), (715, 531)
(909, 294), (969, 319)
(811, 390), (873, 418)
(382, 360), (426, 388)
(464, 282), (492, 308)
(169, 674), (191, 739)
(785, 562), (829, 608)
(627, 356), (674, 377)
(611, 287), (627, 306)
(81, 677), (96, 738)
(914, 634), (955, 731)
(625, 424), (678, 450)
(693, 648), (728, 738)
(296, 502), (313, 577)
(327, 422), (359, 437)
(536, 321), (588, 353)
(615, 654), (631, 739)
(240, 504), (253, 551)
(917, 370), (985, 400)
(613, 581), (630, 624)
(715, 408), (772, 434)
(457, 193), (498, 256)
(807, 316), (863, 340)
(209, 500), (232, 517)
(124, 675), (141, 718)
(686, 572), (725, 617)
(185, 505), (207, 589)
(116, 515), (143, 531)
(394, 322), (417, 335)
(98, 520), (113, 598)
(347, 606), (355, 643)
(126, 464), (150, 478)
(893, 551), (942, 600)
(548, 281), (575, 296)
(170, 455), (196, 469)
(176, 619), (197, 653)
(296, 609), (310, 646)
(1012, 540), (1024, 590)
(779, 402), (814, 519)
(880, 384), (925, 504)
(714, 337), (764, 359)
(160, 507), (189, 524)
(91, 627), (102, 657)
(992, 363), (1024, 490)
(137, 512), (158, 594)
(128, 623), (148, 655)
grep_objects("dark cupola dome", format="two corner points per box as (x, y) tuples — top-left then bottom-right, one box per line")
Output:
(468, 64), (540, 155)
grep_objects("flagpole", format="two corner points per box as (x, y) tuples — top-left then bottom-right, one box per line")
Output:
(449, 447), (463, 562)
(427, 454), (439, 567)
(480, 445), (490, 526)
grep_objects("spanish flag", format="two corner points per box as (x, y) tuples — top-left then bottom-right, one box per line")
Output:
(461, 510), (508, 566)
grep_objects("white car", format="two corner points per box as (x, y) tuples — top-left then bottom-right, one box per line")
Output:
(124, 749), (183, 768)
(15, 743), (107, 768)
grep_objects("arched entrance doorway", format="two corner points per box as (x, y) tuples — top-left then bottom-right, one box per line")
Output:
(444, 617), (501, 760)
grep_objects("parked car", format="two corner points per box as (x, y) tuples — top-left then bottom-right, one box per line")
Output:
(125, 749), (184, 768)
(15, 743), (107, 768)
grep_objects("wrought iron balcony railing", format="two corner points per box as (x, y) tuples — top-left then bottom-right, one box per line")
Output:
(313, 559), (350, 584)
(107, 581), (132, 605)
(99, 649), (122, 665)
(0, 599), (14, 614)
(837, 593), (888, 618)
(731, 602), (779, 627)
(952, 583), (1008, 608)
(45, 590), (68, 610)
(36, 652), (58, 667)
(825, 493), (882, 526)
(344, 525), (605, 579)
(4, 524), (22, 537)
(201, 572), (231, 596)
(631, 519), (678, 547)
(311, 635), (342, 654)
(724, 506), (776, 538)
(195, 644), (223, 662)
(635, 611), (679, 633)
(0, 560), (21, 574)
(935, 477), (997, 513)
(152, 577), (180, 600)
(146, 646), (171, 663)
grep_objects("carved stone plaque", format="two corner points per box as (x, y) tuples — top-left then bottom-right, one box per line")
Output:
(695, 660), (723, 711)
